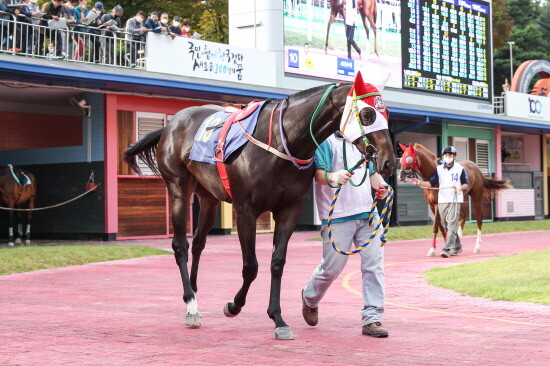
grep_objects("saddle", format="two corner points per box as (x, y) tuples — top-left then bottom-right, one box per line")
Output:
(215, 100), (261, 198)
(8, 164), (30, 186)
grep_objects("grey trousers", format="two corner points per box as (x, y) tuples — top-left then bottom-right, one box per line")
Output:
(439, 202), (462, 252)
(303, 217), (385, 325)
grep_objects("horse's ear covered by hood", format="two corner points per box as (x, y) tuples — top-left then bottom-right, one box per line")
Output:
(340, 71), (389, 143)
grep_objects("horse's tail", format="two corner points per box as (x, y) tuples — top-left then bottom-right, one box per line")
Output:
(482, 176), (513, 196)
(124, 128), (164, 176)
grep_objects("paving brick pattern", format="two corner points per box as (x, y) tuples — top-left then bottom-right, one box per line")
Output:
(1, 231), (549, 365)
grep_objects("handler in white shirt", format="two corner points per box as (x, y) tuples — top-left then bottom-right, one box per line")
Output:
(412, 146), (469, 257)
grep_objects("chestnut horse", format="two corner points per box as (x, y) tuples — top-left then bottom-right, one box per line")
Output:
(124, 80), (396, 340)
(398, 143), (511, 256)
(0, 165), (36, 246)
(324, 0), (378, 56)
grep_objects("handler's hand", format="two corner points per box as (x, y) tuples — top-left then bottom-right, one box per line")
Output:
(375, 183), (388, 199)
(410, 178), (421, 186)
(329, 170), (353, 185)
(455, 184), (462, 193)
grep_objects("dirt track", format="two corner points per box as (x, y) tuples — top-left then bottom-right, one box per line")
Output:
(1, 230), (549, 366)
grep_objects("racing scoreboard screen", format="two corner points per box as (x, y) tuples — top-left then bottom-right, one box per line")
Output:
(402, 0), (492, 100)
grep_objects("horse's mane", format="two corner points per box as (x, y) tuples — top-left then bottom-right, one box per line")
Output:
(414, 143), (437, 165)
(287, 82), (352, 102)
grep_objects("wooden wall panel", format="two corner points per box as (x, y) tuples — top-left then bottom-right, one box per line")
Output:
(118, 178), (167, 236)
(0, 112), (82, 150)
(117, 110), (134, 175)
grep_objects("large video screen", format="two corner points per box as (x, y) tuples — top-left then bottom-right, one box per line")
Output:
(401, 0), (492, 100)
(283, 0), (492, 101)
(283, 0), (403, 88)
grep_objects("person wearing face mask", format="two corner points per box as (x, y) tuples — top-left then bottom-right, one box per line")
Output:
(59, 0), (78, 58)
(87, 2), (103, 62)
(101, 4), (123, 64)
(158, 12), (177, 39)
(41, 0), (64, 56)
(411, 146), (469, 257)
(169, 16), (182, 36)
(181, 19), (191, 38)
(125, 10), (147, 66)
(144, 11), (161, 33)
(24, 0), (43, 54)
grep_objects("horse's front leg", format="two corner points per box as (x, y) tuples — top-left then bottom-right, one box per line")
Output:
(427, 204), (439, 256)
(224, 208), (258, 318)
(7, 202), (15, 246)
(15, 209), (23, 245)
(168, 181), (201, 328)
(268, 201), (303, 340)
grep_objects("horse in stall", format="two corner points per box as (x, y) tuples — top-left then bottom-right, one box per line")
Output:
(324, 0), (379, 56)
(124, 73), (396, 340)
(0, 165), (37, 246)
(398, 143), (511, 256)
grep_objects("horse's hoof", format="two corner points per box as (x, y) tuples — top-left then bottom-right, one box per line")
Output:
(473, 247), (481, 253)
(223, 302), (238, 318)
(25, 240), (31, 245)
(7, 242), (15, 247)
(274, 326), (295, 340)
(427, 248), (436, 257)
(185, 313), (201, 328)
(15, 238), (22, 244)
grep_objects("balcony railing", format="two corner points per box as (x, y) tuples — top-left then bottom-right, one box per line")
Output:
(0, 11), (146, 69)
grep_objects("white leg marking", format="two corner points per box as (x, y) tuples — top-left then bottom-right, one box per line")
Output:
(457, 226), (463, 239)
(473, 229), (482, 253)
(186, 297), (199, 314)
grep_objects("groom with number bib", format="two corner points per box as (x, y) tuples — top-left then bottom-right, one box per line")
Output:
(411, 146), (469, 258)
(301, 78), (391, 338)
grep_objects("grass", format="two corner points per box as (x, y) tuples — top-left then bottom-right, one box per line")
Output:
(425, 249), (550, 305)
(306, 220), (550, 241)
(0, 245), (170, 276)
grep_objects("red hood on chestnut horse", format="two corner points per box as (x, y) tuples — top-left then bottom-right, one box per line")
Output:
(398, 143), (511, 256)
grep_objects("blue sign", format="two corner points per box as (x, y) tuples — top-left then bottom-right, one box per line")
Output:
(337, 58), (354, 77)
(288, 49), (299, 68)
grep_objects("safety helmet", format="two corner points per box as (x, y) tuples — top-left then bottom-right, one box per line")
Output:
(441, 146), (457, 156)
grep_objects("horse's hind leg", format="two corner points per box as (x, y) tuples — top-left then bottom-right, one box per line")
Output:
(24, 196), (35, 245)
(166, 176), (201, 328)
(224, 208), (258, 319)
(7, 201), (15, 246)
(324, 13), (336, 53)
(190, 187), (219, 293)
(472, 195), (483, 253)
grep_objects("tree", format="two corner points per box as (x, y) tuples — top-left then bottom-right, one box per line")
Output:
(492, 0), (548, 94)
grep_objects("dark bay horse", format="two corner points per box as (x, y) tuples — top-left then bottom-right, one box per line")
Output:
(125, 79), (396, 339)
(325, 0), (378, 56)
(0, 165), (37, 246)
(398, 143), (511, 256)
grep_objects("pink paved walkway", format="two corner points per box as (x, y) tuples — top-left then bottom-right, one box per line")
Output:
(1, 230), (549, 366)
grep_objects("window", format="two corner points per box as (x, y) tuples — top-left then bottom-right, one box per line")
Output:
(452, 137), (468, 162)
(476, 140), (490, 176)
(136, 112), (166, 175)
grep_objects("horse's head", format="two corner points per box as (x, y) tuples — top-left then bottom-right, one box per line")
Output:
(339, 72), (396, 176)
(398, 143), (421, 181)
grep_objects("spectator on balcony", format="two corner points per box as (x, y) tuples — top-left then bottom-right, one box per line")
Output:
(181, 19), (191, 38)
(15, 0), (36, 54)
(24, 0), (42, 54)
(159, 12), (176, 39)
(59, 0), (78, 58)
(144, 11), (161, 33)
(87, 2), (103, 62)
(538, 87), (547, 97)
(169, 16), (182, 36)
(41, 0), (64, 56)
(0, 0), (21, 52)
(125, 10), (147, 66)
(100, 4), (122, 64)
(73, 0), (90, 60)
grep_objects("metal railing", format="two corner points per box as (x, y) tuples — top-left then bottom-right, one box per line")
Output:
(493, 95), (505, 115)
(0, 11), (146, 69)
